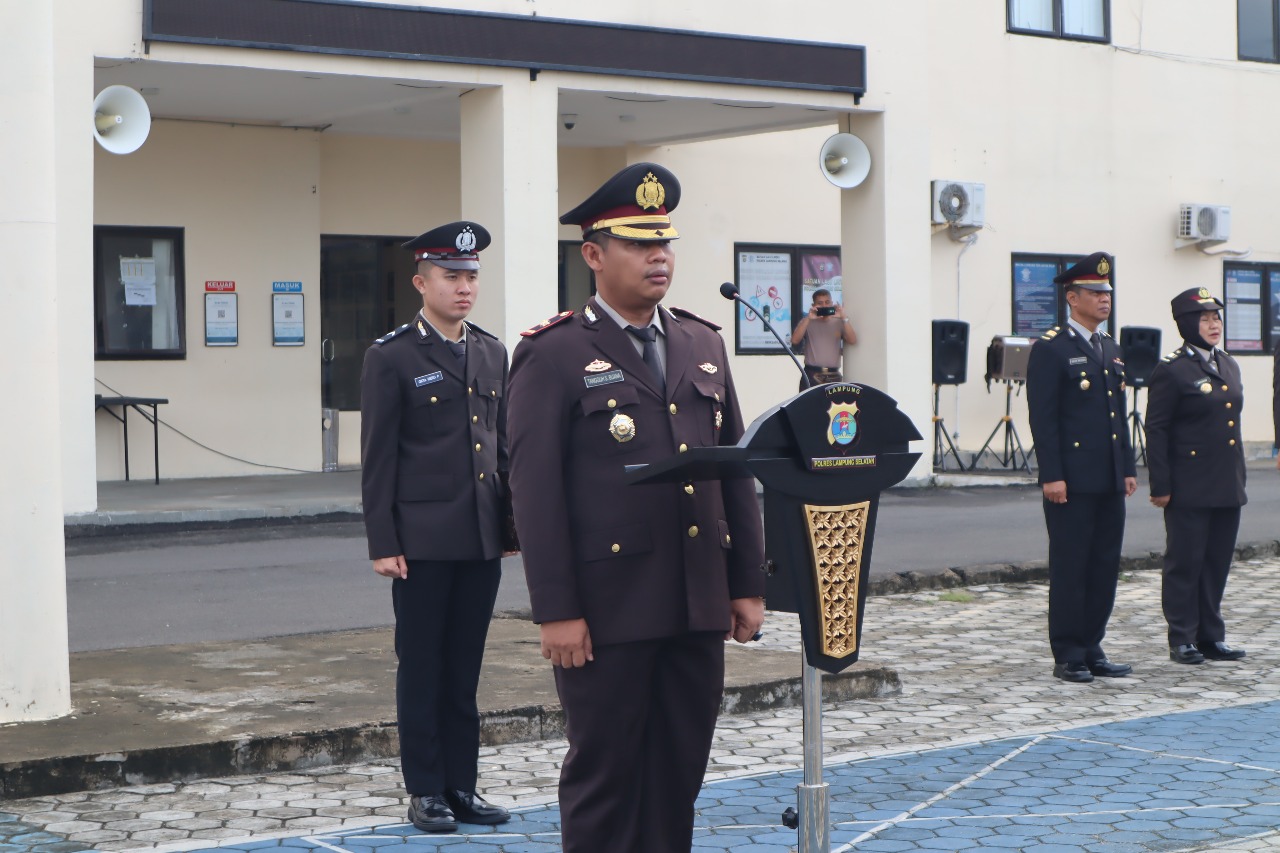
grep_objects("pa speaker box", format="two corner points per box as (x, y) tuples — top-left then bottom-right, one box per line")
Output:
(1120, 326), (1162, 388)
(932, 319), (970, 385)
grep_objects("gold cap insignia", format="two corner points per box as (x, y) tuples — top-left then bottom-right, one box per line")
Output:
(1097, 258), (1110, 277)
(609, 411), (636, 443)
(698, 363), (718, 374)
(585, 359), (612, 373)
(636, 172), (666, 211)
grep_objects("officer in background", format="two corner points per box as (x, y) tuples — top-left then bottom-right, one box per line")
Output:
(360, 221), (516, 833)
(506, 163), (766, 853)
(1146, 288), (1247, 664)
(1026, 252), (1138, 684)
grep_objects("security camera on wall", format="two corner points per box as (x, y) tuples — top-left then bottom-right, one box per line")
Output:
(561, 113), (578, 130)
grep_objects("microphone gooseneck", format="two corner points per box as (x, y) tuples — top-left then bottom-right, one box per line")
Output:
(719, 282), (811, 389)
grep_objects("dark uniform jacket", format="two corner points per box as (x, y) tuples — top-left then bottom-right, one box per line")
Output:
(1027, 324), (1136, 492)
(1145, 345), (1247, 508)
(507, 300), (766, 647)
(360, 314), (511, 562)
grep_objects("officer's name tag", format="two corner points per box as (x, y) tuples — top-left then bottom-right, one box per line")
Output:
(1068, 356), (1089, 365)
(584, 370), (624, 388)
(414, 371), (444, 387)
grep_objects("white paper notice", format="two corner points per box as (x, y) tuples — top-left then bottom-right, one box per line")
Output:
(120, 257), (157, 306)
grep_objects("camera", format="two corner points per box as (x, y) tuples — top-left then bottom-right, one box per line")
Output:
(816, 306), (836, 317)
(561, 113), (578, 130)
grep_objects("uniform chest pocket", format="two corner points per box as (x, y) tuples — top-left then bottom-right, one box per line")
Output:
(409, 386), (454, 434)
(579, 384), (643, 453)
(691, 380), (726, 444)
(580, 383), (640, 416)
(476, 377), (504, 428)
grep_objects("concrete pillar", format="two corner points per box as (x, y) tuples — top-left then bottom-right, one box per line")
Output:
(458, 79), (561, 344)
(53, 0), (98, 514)
(0, 0), (72, 721)
(839, 110), (933, 479)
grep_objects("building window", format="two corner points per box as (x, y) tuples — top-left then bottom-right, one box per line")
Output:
(732, 244), (841, 355)
(1008, 0), (1110, 42)
(94, 226), (186, 359)
(1239, 0), (1279, 61)
(1223, 263), (1280, 354)
(1011, 253), (1117, 337)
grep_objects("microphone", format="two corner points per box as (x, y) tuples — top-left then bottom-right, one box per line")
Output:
(719, 283), (811, 389)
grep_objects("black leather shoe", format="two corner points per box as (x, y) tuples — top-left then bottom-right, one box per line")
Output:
(1087, 659), (1132, 677)
(444, 789), (510, 825)
(1197, 641), (1246, 661)
(1053, 662), (1094, 683)
(1170, 644), (1206, 665)
(407, 794), (458, 833)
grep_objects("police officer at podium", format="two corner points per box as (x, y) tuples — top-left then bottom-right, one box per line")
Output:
(1026, 252), (1137, 683)
(360, 221), (516, 833)
(1145, 288), (1247, 664)
(506, 163), (766, 853)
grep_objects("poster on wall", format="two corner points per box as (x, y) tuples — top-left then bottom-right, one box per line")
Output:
(736, 251), (793, 353)
(120, 256), (157, 306)
(1011, 260), (1060, 337)
(1224, 268), (1263, 352)
(799, 252), (843, 315)
(205, 291), (238, 346)
(272, 288), (306, 347)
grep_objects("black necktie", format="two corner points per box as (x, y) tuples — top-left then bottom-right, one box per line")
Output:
(446, 339), (466, 363)
(626, 325), (665, 392)
(1090, 332), (1103, 360)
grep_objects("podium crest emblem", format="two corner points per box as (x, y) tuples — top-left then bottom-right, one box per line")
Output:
(826, 401), (859, 447)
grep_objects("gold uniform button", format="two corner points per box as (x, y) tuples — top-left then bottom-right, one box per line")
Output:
(1110, 412), (1116, 418)
(714, 392), (720, 402)
(1104, 369), (1110, 375)
(468, 387), (474, 395)
(607, 398), (617, 408)
(724, 534), (732, 545)
(430, 396), (439, 404)
(1073, 442), (1080, 448)
(472, 415), (479, 424)
(611, 543), (620, 553)
(478, 472), (485, 479)
(688, 525), (699, 538)
(1107, 391), (1113, 397)
(679, 443), (688, 453)
(1221, 385), (1228, 391)
(669, 403), (678, 415)
(1229, 439), (1237, 446)
(1190, 451), (1197, 457)
(1226, 402), (1233, 409)
(684, 484), (695, 495)
(475, 443), (482, 452)
(1228, 420), (1235, 427)
(1112, 433), (1117, 440)
(491, 390), (497, 397)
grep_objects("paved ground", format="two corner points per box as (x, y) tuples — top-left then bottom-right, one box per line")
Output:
(5, 556), (1280, 852)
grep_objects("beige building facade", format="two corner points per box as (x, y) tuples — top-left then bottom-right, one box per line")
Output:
(4, 0), (1280, 719)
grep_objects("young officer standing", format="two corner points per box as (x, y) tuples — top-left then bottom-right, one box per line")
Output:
(1026, 252), (1138, 684)
(360, 221), (516, 833)
(506, 163), (766, 853)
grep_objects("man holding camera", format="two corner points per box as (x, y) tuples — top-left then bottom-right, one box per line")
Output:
(790, 288), (857, 391)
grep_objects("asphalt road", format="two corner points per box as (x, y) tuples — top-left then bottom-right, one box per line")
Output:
(64, 463), (1280, 652)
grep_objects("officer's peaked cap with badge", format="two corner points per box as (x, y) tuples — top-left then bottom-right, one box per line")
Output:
(1053, 251), (1113, 292)
(1171, 286), (1225, 318)
(560, 162), (680, 241)
(402, 221), (491, 270)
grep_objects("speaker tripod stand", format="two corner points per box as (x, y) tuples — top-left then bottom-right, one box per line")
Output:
(932, 384), (965, 471)
(1128, 385), (1148, 466)
(968, 381), (1032, 473)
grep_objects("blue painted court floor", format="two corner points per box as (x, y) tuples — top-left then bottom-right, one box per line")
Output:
(16, 698), (1270, 853)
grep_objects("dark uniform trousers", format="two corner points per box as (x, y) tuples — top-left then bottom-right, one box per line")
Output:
(507, 301), (766, 853)
(360, 313), (512, 796)
(1145, 346), (1247, 648)
(1027, 325), (1135, 665)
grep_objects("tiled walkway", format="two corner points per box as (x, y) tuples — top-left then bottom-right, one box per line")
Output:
(5, 558), (1280, 852)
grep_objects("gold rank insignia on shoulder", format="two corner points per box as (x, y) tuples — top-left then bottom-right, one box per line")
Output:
(520, 310), (574, 337)
(585, 359), (612, 372)
(609, 411), (636, 443)
(699, 363), (718, 374)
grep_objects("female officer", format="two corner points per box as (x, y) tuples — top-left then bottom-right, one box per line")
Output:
(1145, 288), (1247, 665)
